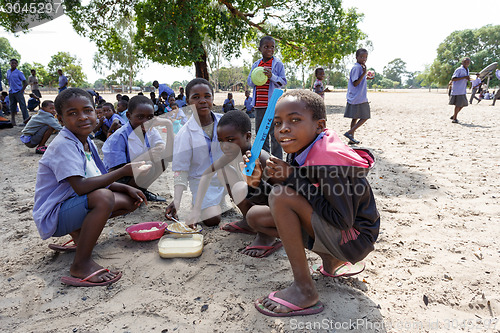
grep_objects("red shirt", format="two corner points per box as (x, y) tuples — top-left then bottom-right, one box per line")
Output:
(254, 58), (273, 108)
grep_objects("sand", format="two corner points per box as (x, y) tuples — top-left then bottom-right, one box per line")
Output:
(0, 90), (499, 333)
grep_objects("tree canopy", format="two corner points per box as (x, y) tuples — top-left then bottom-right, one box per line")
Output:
(63, 0), (365, 80)
(47, 51), (87, 87)
(429, 25), (500, 86)
(0, 37), (21, 87)
(383, 58), (408, 84)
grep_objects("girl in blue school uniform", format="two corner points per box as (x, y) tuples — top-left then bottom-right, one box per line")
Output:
(33, 88), (148, 287)
(164, 78), (226, 226)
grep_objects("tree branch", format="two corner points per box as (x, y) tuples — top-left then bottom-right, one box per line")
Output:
(217, 0), (301, 51)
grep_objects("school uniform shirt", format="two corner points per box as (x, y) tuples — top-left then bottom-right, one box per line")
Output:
(496, 70), (500, 81)
(119, 109), (129, 123)
(21, 109), (62, 137)
(172, 112), (225, 209)
(176, 95), (187, 108)
(33, 127), (107, 240)
(347, 63), (368, 105)
(103, 113), (125, 128)
(451, 65), (469, 96)
(6, 68), (26, 94)
(471, 78), (482, 89)
(158, 84), (174, 98)
(314, 79), (324, 97)
(247, 57), (287, 108)
(102, 122), (165, 170)
(172, 112), (224, 179)
(244, 96), (253, 112)
(58, 75), (68, 89)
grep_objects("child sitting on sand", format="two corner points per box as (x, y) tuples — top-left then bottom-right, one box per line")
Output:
(165, 78), (226, 226)
(102, 102), (125, 138)
(20, 100), (62, 154)
(33, 88), (149, 287)
(186, 110), (273, 233)
(243, 90), (380, 316)
(102, 95), (174, 202)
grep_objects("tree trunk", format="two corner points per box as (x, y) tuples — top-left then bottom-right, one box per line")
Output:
(194, 48), (210, 80)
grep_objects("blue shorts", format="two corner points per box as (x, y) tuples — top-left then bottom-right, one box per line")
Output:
(53, 194), (89, 237)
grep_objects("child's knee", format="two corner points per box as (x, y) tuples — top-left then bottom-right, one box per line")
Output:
(269, 185), (295, 207)
(88, 188), (115, 210)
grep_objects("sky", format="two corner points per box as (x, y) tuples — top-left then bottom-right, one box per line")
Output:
(1, 0), (499, 85)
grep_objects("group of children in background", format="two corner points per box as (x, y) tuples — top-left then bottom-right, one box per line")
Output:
(28, 36), (380, 317)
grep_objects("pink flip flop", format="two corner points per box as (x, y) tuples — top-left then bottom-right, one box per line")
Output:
(220, 221), (256, 235)
(254, 291), (324, 317)
(48, 239), (77, 252)
(242, 240), (283, 258)
(61, 268), (122, 287)
(311, 262), (365, 278)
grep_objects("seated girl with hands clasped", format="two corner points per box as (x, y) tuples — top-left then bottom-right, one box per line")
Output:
(33, 88), (151, 287)
(242, 90), (380, 317)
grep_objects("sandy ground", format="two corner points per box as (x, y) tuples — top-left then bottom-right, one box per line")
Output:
(0, 90), (499, 333)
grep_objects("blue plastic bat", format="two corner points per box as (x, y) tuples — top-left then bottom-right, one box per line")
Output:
(243, 88), (283, 176)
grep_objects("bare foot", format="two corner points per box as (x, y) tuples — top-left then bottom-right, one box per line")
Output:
(70, 258), (119, 283)
(257, 282), (318, 314)
(241, 233), (279, 257)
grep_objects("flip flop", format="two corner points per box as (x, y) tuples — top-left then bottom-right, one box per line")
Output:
(35, 145), (47, 154)
(254, 291), (324, 317)
(311, 261), (365, 278)
(220, 221), (256, 235)
(61, 268), (122, 287)
(242, 240), (283, 258)
(48, 239), (77, 252)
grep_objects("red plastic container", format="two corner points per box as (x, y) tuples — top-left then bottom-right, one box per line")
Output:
(126, 221), (166, 241)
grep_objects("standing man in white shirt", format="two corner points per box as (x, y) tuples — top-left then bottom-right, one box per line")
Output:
(28, 69), (43, 98)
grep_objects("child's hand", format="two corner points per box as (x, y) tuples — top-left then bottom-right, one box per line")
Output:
(265, 156), (293, 182)
(126, 186), (148, 207)
(240, 150), (263, 188)
(264, 67), (272, 79)
(165, 201), (178, 220)
(127, 161), (153, 177)
(186, 208), (201, 227)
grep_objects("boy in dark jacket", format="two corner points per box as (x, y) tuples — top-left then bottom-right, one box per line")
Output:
(243, 90), (380, 317)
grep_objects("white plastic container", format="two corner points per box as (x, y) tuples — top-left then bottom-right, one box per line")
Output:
(158, 233), (204, 258)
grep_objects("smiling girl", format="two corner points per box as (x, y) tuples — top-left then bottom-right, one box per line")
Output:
(33, 88), (148, 287)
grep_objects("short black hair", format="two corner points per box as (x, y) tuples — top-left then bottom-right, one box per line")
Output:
(185, 78), (214, 100)
(10, 59), (18, 63)
(259, 36), (275, 47)
(315, 67), (324, 76)
(41, 100), (53, 108)
(102, 102), (115, 112)
(118, 100), (128, 108)
(138, 92), (144, 96)
(129, 95), (154, 114)
(54, 88), (94, 116)
(121, 95), (130, 102)
(279, 89), (326, 120)
(116, 94), (122, 98)
(1, 91), (8, 97)
(356, 48), (368, 57)
(218, 110), (251, 134)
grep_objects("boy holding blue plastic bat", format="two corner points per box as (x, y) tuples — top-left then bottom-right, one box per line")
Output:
(242, 90), (380, 317)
